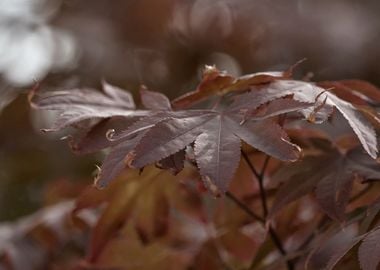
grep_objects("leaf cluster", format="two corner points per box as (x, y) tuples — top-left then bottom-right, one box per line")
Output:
(27, 65), (380, 269)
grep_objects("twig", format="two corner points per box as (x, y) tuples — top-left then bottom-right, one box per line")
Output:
(225, 191), (289, 268)
(241, 151), (294, 270)
(225, 191), (264, 223)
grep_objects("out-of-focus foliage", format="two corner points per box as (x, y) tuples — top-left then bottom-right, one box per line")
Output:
(1, 0), (380, 269)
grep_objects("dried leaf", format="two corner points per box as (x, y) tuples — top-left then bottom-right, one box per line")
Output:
(319, 80), (380, 105)
(171, 65), (291, 109)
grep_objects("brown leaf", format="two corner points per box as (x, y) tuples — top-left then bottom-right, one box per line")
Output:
(87, 169), (159, 261)
(319, 80), (380, 105)
(171, 65), (292, 109)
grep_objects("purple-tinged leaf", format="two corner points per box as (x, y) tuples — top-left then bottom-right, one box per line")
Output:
(95, 133), (145, 188)
(70, 116), (135, 154)
(327, 94), (378, 159)
(233, 80), (378, 158)
(270, 145), (380, 220)
(29, 84), (147, 130)
(315, 167), (354, 222)
(360, 197), (380, 234)
(247, 97), (312, 120)
(325, 235), (366, 270)
(102, 81), (136, 109)
(156, 149), (186, 175)
(229, 118), (301, 161)
(194, 116), (241, 193)
(230, 82), (309, 112)
(140, 86), (172, 110)
(108, 111), (207, 141)
(129, 111), (301, 192)
(131, 114), (214, 168)
(269, 155), (333, 218)
(358, 228), (380, 270)
(346, 147), (380, 180)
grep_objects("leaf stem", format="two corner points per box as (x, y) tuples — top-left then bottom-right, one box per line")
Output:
(241, 151), (268, 218)
(225, 191), (264, 223)
(226, 190), (293, 270)
(241, 150), (294, 270)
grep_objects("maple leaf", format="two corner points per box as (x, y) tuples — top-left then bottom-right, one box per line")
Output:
(140, 85), (172, 110)
(29, 77), (316, 192)
(171, 64), (297, 109)
(108, 108), (301, 193)
(233, 80), (378, 158)
(156, 149), (186, 175)
(318, 79), (380, 106)
(324, 234), (366, 270)
(323, 225), (380, 270)
(358, 227), (380, 270)
(69, 116), (136, 154)
(270, 146), (380, 221)
(29, 81), (147, 131)
(31, 75), (378, 197)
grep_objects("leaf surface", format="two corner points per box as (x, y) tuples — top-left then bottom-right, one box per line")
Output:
(318, 80), (380, 105)
(315, 164), (354, 221)
(358, 228), (380, 270)
(325, 235), (365, 270)
(270, 146), (380, 220)
(233, 80), (378, 158)
(29, 82), (146, 130)
(129, 110), (300, 192)
(140, 86), (172, 110)
(171, 66), (291, 109)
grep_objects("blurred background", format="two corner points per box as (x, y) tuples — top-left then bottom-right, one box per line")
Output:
(1, 0), (380, 224)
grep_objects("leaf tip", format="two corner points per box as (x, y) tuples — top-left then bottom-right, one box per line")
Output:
(93, 165), (107, 189)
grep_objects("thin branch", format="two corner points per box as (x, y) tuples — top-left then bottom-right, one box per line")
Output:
(269, 227), (287, 256)
(226, 190), (294, 270)
(260, 156), (271, 179)
(241, 151), (261, 179)
(260, 156), (271, 217)
(241, 151), (268, 218)
(225, 191), (264, 223)
(241, 150), (294, 270)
